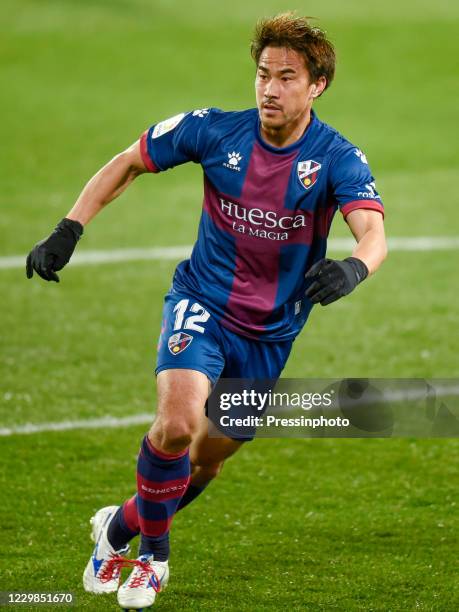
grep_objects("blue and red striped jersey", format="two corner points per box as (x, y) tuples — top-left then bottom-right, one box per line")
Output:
(140, 108), (384, 341)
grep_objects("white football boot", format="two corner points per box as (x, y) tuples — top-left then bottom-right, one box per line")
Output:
(117, 554), (169, 609)
(83, 505), (130, 594)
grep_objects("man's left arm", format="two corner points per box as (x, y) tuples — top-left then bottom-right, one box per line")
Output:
(305, 209), (387, 306)
(345, 208), (387, 275)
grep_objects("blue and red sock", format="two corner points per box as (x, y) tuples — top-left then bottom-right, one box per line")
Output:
(107, 442), (210, 555)
(176, 483), (208, 511)
(136, 436), (191, 561)
(107, 482), (208, 553)
(107, 496), (139, 551)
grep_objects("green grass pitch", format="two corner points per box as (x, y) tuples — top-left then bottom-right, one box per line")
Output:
(1, 1), (458, 610)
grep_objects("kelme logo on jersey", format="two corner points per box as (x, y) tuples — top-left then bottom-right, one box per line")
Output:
(168, 332), (193, 355)
(354, 148), (368, 164)
(192, 108), (209, 118)
(297, 160), (322, 190)
(223, 151), (243, 172)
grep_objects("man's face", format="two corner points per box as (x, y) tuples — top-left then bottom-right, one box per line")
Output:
(255, 46), (319, 132)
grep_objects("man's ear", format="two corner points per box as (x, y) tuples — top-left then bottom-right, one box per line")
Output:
(311, 76), (327, 98)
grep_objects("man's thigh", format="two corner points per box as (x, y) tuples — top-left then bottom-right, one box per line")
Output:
(155, 369), (210, 427)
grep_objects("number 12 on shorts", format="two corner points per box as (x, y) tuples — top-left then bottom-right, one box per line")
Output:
(173, 299), (210, 333)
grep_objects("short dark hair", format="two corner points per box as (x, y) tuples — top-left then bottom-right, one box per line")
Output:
(251, 12), (336, 93)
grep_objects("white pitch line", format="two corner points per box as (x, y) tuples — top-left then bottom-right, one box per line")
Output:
(331, 236), (459, 251)
(1, 385), (458, 437)
(0, 246), (192, 270)
(0, 413), (153, 437)
(2, 237), (459, 270)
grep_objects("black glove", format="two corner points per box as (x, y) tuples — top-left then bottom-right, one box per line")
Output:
(26, 218), (83, 282)
(305, 257), (368, 306)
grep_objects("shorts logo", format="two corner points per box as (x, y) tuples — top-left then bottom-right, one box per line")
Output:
(168, 332), (193, 355)
(297, 160), (322, 190)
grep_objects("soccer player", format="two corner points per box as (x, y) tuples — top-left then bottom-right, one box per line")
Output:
(26, 13), (387, 609)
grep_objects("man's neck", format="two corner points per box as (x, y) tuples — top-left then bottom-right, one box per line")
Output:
(260, 109), (312, 149)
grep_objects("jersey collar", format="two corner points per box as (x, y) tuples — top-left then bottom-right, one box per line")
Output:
(256, 109), (318, 154)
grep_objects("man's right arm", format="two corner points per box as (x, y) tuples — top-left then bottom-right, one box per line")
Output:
(26, 139), (147, 282)
(66, 139), (147, 226)
(27, 109), (211, 281)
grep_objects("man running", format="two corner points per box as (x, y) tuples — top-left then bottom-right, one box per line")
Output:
(26, 13), (387, 609)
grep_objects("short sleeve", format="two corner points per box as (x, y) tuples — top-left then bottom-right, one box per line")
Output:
(329, 146), (385, 219)
(139, 108), (213, 173)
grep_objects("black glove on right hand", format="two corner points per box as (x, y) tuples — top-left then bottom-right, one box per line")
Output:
(26, 218), (83, 282)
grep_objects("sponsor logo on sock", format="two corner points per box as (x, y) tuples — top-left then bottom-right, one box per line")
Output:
(141, 483), (187, 495)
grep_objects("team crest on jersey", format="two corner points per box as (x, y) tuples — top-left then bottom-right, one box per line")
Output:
(168, 332), (193, 355)
(297, 160), (322, 190)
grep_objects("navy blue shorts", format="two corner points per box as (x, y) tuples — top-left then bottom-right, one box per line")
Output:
(156, 290), (293, 438)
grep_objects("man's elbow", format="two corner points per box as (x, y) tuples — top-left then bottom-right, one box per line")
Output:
(372, 220), (388, 266)
(114, 141), (147, 176)
(380, 237), (388, 262)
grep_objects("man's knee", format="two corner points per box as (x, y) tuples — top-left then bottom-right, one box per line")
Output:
(149, 414), (201, 452)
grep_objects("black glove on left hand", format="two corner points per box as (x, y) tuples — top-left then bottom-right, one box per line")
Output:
(26, 218), (83, 282)
(305, 257), (368, 306)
